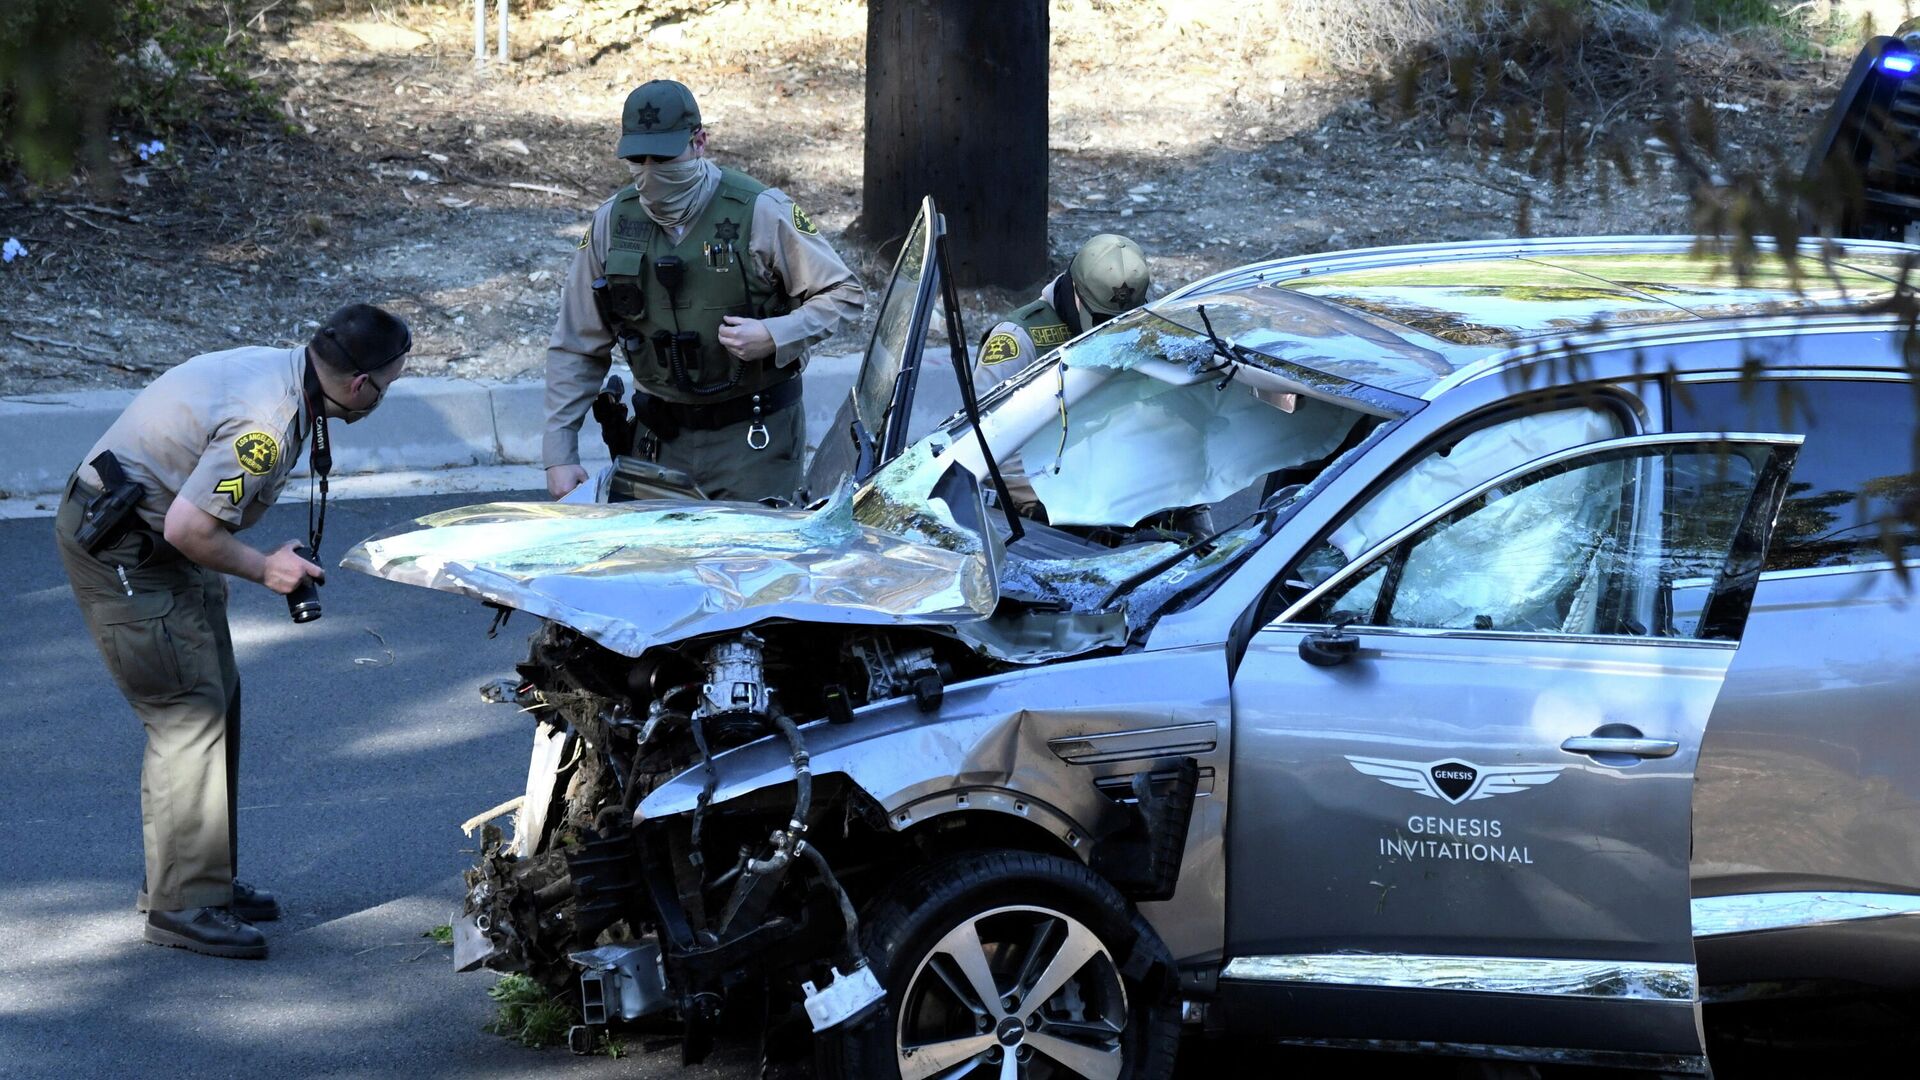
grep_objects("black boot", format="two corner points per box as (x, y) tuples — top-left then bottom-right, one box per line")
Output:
(143, 907), (268, 959)
(232, 880), (280, 922)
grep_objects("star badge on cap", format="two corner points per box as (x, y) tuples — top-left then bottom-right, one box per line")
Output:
(1109, 283), (1136, 306)
(636, 103), (661, 130)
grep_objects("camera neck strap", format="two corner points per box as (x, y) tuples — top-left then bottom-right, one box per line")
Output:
(303, 359), (333, 557)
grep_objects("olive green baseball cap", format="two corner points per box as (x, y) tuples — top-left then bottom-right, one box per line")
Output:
(1070, 234), (1151, 316)
(618, 80), (701, 160)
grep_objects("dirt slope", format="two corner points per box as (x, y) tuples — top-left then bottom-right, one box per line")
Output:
(0, 0), (1849, 396)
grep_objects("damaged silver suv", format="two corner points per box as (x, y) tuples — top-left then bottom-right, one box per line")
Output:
(348, 201), (1920, 1076)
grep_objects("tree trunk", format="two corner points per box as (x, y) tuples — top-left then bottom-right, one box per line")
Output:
(862, 0), (1048, 288)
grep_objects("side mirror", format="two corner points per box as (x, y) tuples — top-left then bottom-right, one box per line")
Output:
(1298, 624), (1360, 668)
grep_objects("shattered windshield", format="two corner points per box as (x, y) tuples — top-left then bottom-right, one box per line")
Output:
(973, 309), (1370, 531)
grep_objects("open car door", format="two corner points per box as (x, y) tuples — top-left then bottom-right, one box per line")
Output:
(803, 196), (944, 499)
(1224, 432), (1804, 1069)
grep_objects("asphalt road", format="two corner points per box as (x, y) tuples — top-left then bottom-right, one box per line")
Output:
(0, 492), (1892, 1079)
(0, 491), (753, 1079)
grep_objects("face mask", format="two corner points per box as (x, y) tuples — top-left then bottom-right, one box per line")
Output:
(627, 158), (719, 229)
(322, 376), (386, 424)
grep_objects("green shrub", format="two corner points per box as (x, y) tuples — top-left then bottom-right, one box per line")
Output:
(484, 973), (577, 1049)
(0, 0), (276, 185)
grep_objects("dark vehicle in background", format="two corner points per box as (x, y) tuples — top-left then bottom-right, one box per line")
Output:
(350, 205), (1920, 1076)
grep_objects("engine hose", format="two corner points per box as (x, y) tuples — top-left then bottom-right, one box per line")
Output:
(799, 842), (863, 965)
(689, 713), (718, 869)
(771, 712), (812, 833)
(743, 712), (813, 876)
(532, 877), (576, 911)
(594, 804), (628, 833)
(624, 708), (690, 805)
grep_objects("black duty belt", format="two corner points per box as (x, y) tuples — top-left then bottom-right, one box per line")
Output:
(643, 373), (802, 433)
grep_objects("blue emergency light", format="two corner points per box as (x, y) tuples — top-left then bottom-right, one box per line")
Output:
(1882, 52), (1918, 75)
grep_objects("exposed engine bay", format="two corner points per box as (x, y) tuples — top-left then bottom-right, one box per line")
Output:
(457, 614), (1035, 1059)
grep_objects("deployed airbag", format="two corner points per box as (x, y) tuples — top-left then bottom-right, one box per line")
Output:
(1022, 376), (1356, 527)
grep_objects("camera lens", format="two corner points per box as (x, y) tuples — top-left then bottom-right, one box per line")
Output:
(286, 544), (322, 623)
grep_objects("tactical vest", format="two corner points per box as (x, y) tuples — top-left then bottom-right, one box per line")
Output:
(1009, 274), (1082, 350)
(602, 167), (792, 405)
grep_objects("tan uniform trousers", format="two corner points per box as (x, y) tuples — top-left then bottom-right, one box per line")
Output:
(641, 402), (805, 503)
(55, 484), (240, 913)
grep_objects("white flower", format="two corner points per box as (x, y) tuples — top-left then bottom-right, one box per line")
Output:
(2, 238), (26, 264)
(136, 139), (167, 162)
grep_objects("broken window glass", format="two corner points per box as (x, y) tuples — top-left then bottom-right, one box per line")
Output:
(855, 209), (932, 436)
(1281, 405), (1628, 599)
(1297, 444), (1772, 640)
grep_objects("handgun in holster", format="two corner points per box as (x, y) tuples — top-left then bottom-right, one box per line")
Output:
(590, 375), (637, 460)
(74, 450), (146, 555)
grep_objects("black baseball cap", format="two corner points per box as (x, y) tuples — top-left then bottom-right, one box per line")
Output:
(313, 303), (412, 373)
(618, 80), (701, 160)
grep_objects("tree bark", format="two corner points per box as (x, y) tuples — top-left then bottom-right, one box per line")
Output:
(863, 0), (1048, 288)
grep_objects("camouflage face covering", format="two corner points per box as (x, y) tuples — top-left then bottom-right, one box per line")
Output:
(627, 158), (721, 230)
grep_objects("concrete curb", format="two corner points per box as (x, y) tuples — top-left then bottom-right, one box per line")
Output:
(0, 353), (871, 500)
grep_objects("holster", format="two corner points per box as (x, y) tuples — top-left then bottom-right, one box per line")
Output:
(590, 375), (637, 460)
(631, 389), (682, 444)
(73, 450), (146, 556)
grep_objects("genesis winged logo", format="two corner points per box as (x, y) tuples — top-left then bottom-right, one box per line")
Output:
(1345, 755), (1564, 805)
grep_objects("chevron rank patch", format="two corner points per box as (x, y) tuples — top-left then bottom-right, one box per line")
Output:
(214, 474), (246, 507)
(791, 203), (819, 235)
(981, 332), (1022, 365)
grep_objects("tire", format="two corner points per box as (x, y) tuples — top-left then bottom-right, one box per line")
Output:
(820, 850), (1181, 1080)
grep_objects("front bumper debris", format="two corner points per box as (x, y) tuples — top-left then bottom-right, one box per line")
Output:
(572, 942), (670, 1024)
(801, 963), (887, 1032)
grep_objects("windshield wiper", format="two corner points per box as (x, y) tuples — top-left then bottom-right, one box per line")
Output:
(1192, 304), (1240, 389)
(1094, 485), (1301, 610)
(935, 228), (1024, 542)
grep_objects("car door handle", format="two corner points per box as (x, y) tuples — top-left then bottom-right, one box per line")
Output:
(1560, 736), (1680, 759)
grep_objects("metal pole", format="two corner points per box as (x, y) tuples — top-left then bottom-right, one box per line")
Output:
(497, 0), (508, 63)
(473, 0), (485, 62)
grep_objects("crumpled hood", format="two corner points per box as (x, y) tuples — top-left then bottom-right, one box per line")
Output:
(342, 465), (999, 657)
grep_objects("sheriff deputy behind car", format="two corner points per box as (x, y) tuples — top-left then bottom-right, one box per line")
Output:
(53, 303), (411, 961)
(975, 232), (1152, 391)
(542, 79), (866, 503)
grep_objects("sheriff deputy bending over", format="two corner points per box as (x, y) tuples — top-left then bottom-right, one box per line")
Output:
(54, 304), (411, 959)
(542, 80), (865, 503)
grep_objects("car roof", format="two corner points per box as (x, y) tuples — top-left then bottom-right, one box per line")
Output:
(1165, 235), (1920, 401)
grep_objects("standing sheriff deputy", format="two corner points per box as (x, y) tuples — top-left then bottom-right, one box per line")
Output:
(543, 80), (865, 502)
(54, 304), (411, 959)
(975, 233), (1151, 390)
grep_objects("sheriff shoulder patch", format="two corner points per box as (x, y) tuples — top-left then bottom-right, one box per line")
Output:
(981, 332), (1022, 365)
(234, 431), (278, 476)
(214, 474), (246, 507)
(791, 203), (819, 235)
(1029, 323), (1071, 348)
(577, 231), (590, 250)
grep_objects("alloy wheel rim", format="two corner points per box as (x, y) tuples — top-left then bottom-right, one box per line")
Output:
(895, 904), (1127, 1080)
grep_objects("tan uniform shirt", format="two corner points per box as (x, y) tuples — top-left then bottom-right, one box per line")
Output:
(542, 182), (866, 467)
(79, 345), (309, 533)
